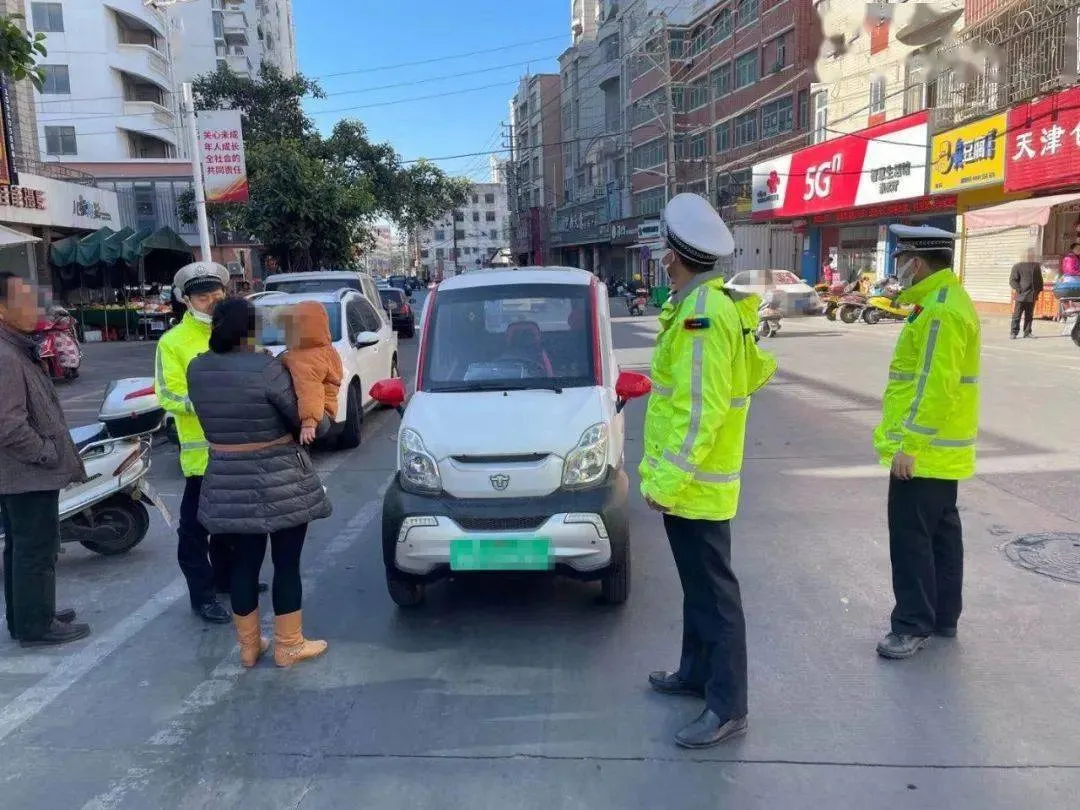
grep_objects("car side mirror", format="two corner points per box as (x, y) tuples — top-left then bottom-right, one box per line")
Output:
(370, 377), (406, 416)
(615, 370), (651, 413)
(355, 331), (380, 348)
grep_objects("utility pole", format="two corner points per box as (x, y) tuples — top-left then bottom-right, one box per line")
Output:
(661, 13), (675, 204)
(452, 215), (459, 276)
(181, 82), (212, 261)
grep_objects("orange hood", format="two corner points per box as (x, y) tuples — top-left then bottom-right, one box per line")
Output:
(287, 300), (332, 349)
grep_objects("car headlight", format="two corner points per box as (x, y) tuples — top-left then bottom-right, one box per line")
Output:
(400, 429), (441, 493)
(562, 423), (609, 489)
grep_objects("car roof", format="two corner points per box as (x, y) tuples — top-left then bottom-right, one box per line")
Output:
(250, 289), (358, 305)
(437, 267), (595, 291)
(264, 271), (373, 282)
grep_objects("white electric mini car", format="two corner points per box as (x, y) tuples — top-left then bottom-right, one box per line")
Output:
(370, 267), (651, 608)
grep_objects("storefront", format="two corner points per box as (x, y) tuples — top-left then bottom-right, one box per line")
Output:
(626, 219), (666, 298)
(549, 198), (610, 275)
(0, 172), (119, 285)
(751, 111), (954, 284)
(609, 217), (639, 284)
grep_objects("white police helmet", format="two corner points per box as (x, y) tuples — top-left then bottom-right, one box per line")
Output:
(172, 261), (229, 323)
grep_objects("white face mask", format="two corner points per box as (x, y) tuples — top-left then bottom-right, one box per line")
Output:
(896, 257), (919, 289)
(182, 295), (214, 324)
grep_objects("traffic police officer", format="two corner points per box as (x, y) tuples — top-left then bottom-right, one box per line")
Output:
(873, 224), (980, 660)
(155, 262), (237, 624)
(641, 193), (777, 748)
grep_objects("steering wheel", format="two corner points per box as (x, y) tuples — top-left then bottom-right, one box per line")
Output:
(497, 354), (549, 377)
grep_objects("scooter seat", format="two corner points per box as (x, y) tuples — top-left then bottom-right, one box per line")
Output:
(69, 423), (109, 452)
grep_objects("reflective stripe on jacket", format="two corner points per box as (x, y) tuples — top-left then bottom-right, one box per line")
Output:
(639, 271), (777, 521)
(155, 311), (211, 477)
(873, 269), (980, 480)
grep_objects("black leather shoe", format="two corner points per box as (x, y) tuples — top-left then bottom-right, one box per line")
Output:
(876, 632), (930, 659)
(20, 619), (91, 647)
(55, 608), (77, 624)
(674, 709), (748, 749)
(934, 626), (957, 638)
(649, 670), (705, 698)
(194, 601), (231, 624)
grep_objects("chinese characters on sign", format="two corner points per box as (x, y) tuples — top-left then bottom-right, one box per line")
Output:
(72, 194), (110, 221)
(1005, 86), (1080, 193)
(869, 162), (912, 195)
(930, 113), (1007, 193)
(0, 185), (46, 210)
(195, 109), (250, 203)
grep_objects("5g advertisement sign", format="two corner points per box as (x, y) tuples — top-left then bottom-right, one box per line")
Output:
(751, 111), (929, 218)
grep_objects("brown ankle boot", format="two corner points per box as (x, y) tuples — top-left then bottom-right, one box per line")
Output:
(272, 611), (327, 667)
(233, 611), (269, 668)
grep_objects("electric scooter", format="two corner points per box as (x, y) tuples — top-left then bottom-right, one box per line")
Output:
(33, 306), (81, 381)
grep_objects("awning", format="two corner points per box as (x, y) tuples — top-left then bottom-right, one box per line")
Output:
(965, 193), (1080, 230)
(0, 224), (40, 247)
(49, 226), (115, 267)
(101, 227), (135, 266)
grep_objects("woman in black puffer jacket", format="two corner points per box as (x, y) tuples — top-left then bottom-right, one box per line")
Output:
(186, 297), (331, 669)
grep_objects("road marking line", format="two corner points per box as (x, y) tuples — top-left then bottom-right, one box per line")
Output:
(79, 475), (393, 810)
(0, 578), (187, 744)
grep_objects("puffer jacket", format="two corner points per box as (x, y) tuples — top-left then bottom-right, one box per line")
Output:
(186, 350), (331, 534)
(280, 300), (343, 429)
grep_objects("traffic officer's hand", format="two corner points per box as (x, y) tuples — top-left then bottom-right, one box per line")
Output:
(645, 495), (669, 513)
(891, 452), (916, 480)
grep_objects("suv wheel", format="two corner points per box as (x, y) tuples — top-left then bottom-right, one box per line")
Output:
(600, 547), (631, 604)
(387, 572), (425, 607)
(337, 381), (362, 450)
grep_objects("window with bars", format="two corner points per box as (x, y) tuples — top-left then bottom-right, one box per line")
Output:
(690, 133), (707, 159)
(869, 75), (886, 116)
(735, 51), (758, 89)
(712, 63), (731, 98)
(692, 25), (709, 56)
(714, 9), (733, 43)
(715, 121), (731, 152)
(672, 85), (687, 113)
(761, 96), (794, 138)
(737, 0), (759, 27)
(44, 125), (77, 156)
(631, 89), (665, 127)
(634, 187), (666, 216)
(733, 111), (758, 146)
(689, 77), (709, 110)
(669, 30), (688, 59)
(632, 138), (666, 170)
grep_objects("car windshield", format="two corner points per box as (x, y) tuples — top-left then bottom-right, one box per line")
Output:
(255, 302), (342, 346)
(421, 283), (595, 393)
(379, 289), (405, 308)
(264, 277), (362, 294)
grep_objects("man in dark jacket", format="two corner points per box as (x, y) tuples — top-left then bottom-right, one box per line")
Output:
(1009, 250), (1044, 339)
(0, 273), (91, 646)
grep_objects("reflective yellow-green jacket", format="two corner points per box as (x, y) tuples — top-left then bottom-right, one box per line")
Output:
(873, 269), (980, 480)
(155, 312), (211, 477)
(640, 272), (777, 521)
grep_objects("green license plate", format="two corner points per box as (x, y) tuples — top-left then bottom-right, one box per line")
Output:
(449, 537), (552, 571)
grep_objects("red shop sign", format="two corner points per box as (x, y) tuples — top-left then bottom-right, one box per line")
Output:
(806, 195), (957, 225)
(1005, 86), (1080, 193)
(752, 111), (929, 218)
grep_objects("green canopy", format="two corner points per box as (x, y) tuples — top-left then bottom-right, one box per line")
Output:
(121, 226), (195, 284)
(49, 234), (81, 267)
(100, 226), (135, 266)
(74, 226), (115, 267)
(119, 227), (154, 266)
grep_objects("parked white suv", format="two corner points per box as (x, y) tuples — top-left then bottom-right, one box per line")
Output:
(370, 267), (652, 607)
(263, 270), (382, 309)
(253, 288), (398, 449)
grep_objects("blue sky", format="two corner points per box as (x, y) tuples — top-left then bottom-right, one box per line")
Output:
(294, 1), (567, 181)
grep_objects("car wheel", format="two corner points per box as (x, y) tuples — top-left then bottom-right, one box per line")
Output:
(337, 381), (362, 450)
(600, 547), (631, 605)
(387, 573), (425, 608)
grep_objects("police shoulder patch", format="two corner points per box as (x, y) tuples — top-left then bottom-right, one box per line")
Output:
(683, 316), (711, 330)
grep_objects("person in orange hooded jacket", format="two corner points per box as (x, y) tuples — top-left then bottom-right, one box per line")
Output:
(280, 301), (343, 445)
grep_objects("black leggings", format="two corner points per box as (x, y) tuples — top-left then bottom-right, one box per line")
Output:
(221, 524), (308, 617)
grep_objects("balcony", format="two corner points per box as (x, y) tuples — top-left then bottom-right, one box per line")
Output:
(113, 43), (170, 84)
(217, 44), (253, 75)
(223, 11), (249, 43)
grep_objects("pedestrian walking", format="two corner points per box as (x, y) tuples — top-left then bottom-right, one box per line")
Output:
(186, 297), (331, 668)
(640, 194), (777, 749)
(1009, 249), (1043, 339)
(873, 225), (980, 660)
(0, 272), (91, 646)
(156, 262), (263, 625)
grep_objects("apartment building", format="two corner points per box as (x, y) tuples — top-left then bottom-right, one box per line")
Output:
(508, 72), (563, 265)
(625, 0), (819, 280)
(416, 182), (510, 279)
(25, 0), (297, 263)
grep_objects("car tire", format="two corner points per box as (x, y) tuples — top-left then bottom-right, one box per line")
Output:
(600, 547), (631, 605)
(387, 572), (425, 608)
(337, 381), (362, 450)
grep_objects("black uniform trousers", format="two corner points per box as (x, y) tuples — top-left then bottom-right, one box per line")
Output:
(1, 491), (60, 639)
(663, 514), (748, 721)
(1010, 299), (1035, 337)
(888, 477), (964, 636)
(178, 475), (232, 609)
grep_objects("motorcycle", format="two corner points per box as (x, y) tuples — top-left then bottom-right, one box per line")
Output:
(33, 306), (81, 381)
(1053, 276), (1080, 347)
(627, 286), (648, 316)
(756, 292), (782, 338)
(861, 278), (909, 324)
(816, 282), (847, 321)
(0, 379), (170, 556)
(837, 290), (868, 324)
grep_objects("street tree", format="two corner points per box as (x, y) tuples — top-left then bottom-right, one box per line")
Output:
(180, 64), (470, 270)
(0, 14), (47, 89)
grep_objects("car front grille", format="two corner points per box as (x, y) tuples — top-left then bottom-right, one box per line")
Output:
(454, 516), (548, 532)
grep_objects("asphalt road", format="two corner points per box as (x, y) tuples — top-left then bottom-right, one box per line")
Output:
(3, 304), (1080, 808)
